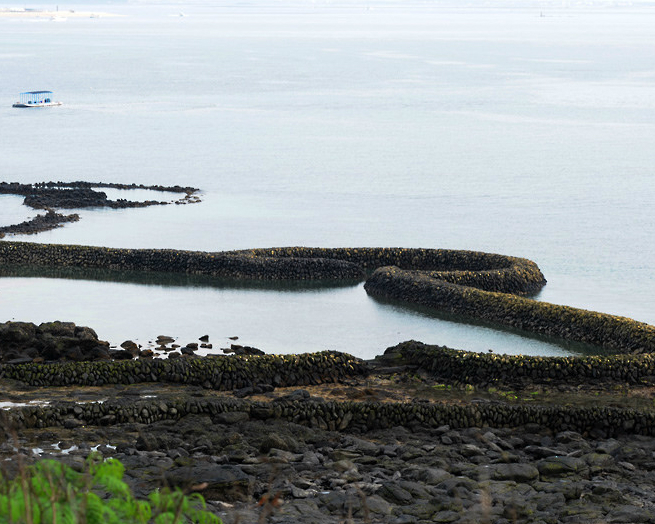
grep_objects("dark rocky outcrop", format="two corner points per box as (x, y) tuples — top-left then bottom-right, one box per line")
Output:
(0, 321), (110, 363)
(0, 181), (200, 235)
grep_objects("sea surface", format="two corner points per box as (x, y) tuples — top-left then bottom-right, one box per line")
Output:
(1, 0), (654, 359)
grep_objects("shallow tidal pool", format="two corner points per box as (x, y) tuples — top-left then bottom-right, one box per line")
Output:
(0, 266), (601, 360)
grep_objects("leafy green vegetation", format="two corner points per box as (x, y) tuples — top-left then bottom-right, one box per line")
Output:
(0, 454), (221, 524)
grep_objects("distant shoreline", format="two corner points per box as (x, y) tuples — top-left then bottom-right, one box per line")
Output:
(0, 8), (121, 18)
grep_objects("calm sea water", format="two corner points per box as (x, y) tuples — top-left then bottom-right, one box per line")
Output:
(1, 0), (654, 358)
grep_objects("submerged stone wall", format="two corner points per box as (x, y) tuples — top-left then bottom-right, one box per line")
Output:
(3, 395), (653, 439)
(0, 182), (201, 236)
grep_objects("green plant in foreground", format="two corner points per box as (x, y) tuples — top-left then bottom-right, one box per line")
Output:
(0, 453), (221, 524)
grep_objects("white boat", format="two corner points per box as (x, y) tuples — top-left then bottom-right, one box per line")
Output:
(12, 91), (62, 108)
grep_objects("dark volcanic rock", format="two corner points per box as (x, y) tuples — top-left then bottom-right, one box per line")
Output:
(120, 340), (140, 354)
(0, 181), (200, 236)
(166, 464), (253, 502)
(230, 344), (265, 356)
(0, 321), (111, 363)
(4, 393), (655, 524)
(0, 209), (79, 236)
(24, 187), (109, 209)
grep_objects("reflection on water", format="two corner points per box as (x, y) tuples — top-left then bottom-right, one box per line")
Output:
(0, 264), (362, 292)
(0, 265), (609, 359)
(0, 194), (35, 228)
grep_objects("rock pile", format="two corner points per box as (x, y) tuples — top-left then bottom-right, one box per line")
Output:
(0, 321), (110, 364)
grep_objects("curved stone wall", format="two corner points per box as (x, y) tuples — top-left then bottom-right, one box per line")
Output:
(234, 247), (546, 294)
(0, 242), (545, 288)
(365, 268), (655, 354)
(2, 240), (655, 355)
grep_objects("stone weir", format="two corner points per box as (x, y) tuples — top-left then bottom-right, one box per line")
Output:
(0, 351), (368, 389)
(3, 241), (655, 354)
(386, 340), (655, 387)
(3, 394), (654, 439)
(364, 268), (655, 354)
(0, 181), (201, 237)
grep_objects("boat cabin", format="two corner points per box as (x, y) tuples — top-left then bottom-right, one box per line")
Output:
(13, 91), (62, 108)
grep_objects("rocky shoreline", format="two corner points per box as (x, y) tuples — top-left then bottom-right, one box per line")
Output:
(2, 330), (655, 523)
(3, 361), (655, 524)
(3, 244), (655, 522)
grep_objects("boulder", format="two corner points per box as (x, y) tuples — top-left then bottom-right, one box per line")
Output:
(120, 340), (140, 354)
(484, 463), (540, 483)
(165, 464), (252, 502)
(39, 321), (76, 337)
(537, 456), (589, 480)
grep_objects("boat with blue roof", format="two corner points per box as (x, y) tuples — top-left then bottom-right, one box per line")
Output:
(13, 91), (62, 108)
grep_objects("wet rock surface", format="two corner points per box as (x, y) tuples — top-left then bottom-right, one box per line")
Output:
(2, 354), (655, 524)
(3, 380), (655, 524)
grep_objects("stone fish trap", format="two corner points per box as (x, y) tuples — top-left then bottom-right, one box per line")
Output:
(0, 181), (201, 237)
